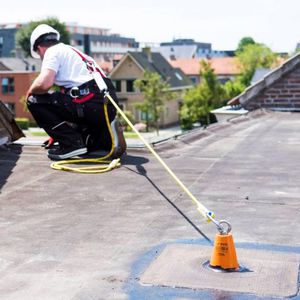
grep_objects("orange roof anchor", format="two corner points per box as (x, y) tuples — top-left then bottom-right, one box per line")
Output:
(205, 217), (243, 272)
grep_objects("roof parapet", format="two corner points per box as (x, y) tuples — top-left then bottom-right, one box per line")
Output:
(228, 52), (300, 106)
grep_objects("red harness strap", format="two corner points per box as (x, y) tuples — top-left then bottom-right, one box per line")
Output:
(71, 47), (107, 78)
(72, 93), (95, 104)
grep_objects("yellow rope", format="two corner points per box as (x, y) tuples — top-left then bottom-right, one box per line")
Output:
(103, 92), (214, 221)
(50, 101), (120, 174)
(50, 89), (214, 221)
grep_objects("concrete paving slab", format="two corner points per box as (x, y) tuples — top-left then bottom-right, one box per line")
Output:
(140, 243), (300, 298)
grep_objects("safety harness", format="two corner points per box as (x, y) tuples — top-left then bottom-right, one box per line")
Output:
(58, 47), (107, 105)
(50, 47), (121, 173)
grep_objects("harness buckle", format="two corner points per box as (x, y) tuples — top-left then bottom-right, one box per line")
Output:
(69, 87), (91, 98)
(68, 86), (90, 99)
(69, 87), (80, 98)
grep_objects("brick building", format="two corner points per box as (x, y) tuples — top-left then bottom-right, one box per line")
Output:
(0, 71), (37, 119)
(228, 52), (300, 111)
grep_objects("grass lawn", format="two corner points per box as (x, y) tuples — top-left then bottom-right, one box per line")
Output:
(30, 131), (48, 137)
(124, 132), (138, 138)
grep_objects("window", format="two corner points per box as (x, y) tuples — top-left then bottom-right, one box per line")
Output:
(76, 39), (83, 46)
(113, 80), (121, 92)
(1, 77), (15, 94)
(141, 111), (153, 121)
(175, 72), (183, 80)
(189, 76), (198, 84)
(126, 80), (134, 92)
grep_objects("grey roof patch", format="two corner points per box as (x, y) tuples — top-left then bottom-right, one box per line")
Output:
(140, 244), (300, 298)
(250, 68), (272, 85)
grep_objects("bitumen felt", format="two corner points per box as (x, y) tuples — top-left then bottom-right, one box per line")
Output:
(0, 110), (299, 299)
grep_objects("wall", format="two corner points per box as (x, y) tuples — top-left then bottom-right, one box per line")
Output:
(0, 72), (37, 119)
(244, 68), (300, 111)
(111, 56), (183, 126)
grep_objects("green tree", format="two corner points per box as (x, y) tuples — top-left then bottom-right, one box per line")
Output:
(236, 36), (255, 53)
(134, 71), (174, 135)
(221, 38), (278, 100)
(237, 43), (278, 86)
(223, 79), (246, 100)
(16, 17), (70, 57)
(180, 60), (225, 129)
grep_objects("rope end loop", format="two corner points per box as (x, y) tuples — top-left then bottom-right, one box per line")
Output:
(108, 158), (121, 170)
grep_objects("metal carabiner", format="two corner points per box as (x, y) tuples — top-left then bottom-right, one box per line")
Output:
(206, 212), (232, 235)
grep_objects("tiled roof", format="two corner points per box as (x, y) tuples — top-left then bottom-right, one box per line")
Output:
(128, 51), (193, 89)
(0, 58), (41, 72)
(168, 57), (240, 76)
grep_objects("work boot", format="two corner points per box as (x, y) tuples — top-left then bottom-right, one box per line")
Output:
(47, 141), (87, 160)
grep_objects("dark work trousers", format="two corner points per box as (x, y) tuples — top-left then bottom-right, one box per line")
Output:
(27, 89), (117, 151)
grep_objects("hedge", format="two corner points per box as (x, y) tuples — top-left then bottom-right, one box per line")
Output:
(15, 118), (29, 130)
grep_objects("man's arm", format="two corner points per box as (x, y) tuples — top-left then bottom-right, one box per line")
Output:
(27, 68), (56, 96)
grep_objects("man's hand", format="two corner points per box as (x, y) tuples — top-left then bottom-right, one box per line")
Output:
(25, 91), (32, 100)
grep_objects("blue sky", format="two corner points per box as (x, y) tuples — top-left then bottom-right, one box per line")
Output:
(1, 0), (299, 53)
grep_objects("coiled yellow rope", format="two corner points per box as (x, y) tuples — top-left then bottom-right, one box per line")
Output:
(50, 101), (121, 174)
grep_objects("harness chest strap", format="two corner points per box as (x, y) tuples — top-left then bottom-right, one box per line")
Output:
(70, 47), (107, 78)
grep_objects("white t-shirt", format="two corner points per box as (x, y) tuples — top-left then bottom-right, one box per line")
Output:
(41, 43), (97, 88)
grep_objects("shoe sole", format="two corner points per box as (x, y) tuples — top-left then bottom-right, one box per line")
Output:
(48, 147), (87, 160)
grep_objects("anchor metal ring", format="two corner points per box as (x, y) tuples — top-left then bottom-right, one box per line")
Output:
(218, 220), (232, 235)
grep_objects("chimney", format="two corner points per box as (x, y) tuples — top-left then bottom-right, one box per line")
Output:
(142, 47), (152, 63)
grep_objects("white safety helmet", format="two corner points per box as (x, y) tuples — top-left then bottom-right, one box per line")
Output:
(30, 24), (60, 58)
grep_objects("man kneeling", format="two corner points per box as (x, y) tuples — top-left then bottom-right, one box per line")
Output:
(26, 24), (126, 160)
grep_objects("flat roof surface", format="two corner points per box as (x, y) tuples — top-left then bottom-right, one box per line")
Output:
(0, 110), (299, 299)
